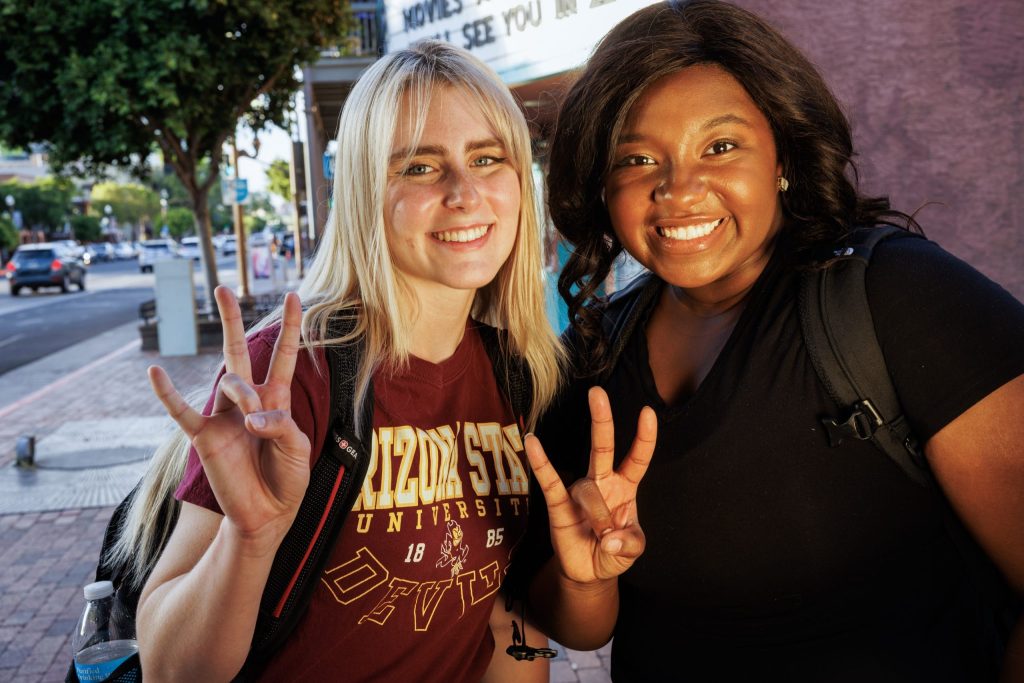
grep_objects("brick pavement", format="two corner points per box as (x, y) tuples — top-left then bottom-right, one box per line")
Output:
(0, 323), (614, 682)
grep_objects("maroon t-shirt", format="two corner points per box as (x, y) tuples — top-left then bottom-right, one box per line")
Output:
(175, 321), (528, 682)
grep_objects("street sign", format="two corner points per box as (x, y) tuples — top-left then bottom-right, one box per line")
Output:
(222, 178), (250, 206)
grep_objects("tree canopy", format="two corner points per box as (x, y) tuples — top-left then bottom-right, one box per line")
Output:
(0, 178), (75, 233)
(90, 181), (160, 226)
(0, 0), (351, 298)
(266, 158), (292, 202)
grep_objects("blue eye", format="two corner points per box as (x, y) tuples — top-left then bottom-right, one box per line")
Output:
(472, 156), (506, 167)
(403, 163), (432, 176)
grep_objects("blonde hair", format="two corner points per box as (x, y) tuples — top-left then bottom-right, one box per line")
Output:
(112, 40), (563, 589)
(294, 40), (563, 431)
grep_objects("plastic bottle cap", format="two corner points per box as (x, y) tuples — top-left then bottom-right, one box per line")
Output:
(83, 580), (115, 601)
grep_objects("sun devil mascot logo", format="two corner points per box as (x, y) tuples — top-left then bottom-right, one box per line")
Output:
(436, 520), (469, 577)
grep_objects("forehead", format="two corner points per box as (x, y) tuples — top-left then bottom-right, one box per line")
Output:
(624, 64), (767, 131)
(392, 84), (501, 149)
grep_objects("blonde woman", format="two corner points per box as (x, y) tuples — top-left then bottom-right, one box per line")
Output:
(129, 41), (563, 682)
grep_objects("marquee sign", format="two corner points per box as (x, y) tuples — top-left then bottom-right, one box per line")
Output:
(383, 0), (656, 83)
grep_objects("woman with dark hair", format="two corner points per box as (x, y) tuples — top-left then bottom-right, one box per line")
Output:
(519, 0), (1024, 679)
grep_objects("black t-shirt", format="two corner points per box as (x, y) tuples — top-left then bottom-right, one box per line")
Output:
(533, 235), (1024, 681)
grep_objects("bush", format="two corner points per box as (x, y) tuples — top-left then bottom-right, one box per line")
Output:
(0, 214), (16, 248)
(165, 207), (195, 239)
(69, 214), (102, 243)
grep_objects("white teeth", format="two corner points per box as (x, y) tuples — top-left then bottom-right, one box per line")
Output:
(658, 218), (724, 241)
(433, 225), (489, 243)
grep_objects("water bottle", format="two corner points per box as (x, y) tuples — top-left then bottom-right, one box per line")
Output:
(72, 580), (139, 682)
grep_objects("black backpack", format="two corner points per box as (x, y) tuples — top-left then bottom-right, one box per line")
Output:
(797, 225), (1020, 673)
(67, 322), (531, 682)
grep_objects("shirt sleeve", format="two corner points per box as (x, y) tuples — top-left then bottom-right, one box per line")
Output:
(174, 327), (331, 514)
(867, 236), (1024, 443)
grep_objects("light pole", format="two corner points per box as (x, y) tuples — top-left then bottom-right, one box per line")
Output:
(160, 190), (168, 241)
(103, 204), (113, 240)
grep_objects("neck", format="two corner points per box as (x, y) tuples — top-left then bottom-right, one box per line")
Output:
(404, 288), (476, 363)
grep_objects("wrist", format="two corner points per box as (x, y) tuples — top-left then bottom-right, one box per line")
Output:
(555, 569), (618, 596)
(220, 516), (291, 560)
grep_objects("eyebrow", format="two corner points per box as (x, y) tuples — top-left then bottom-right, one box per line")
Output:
(390, 138), (505, 163)
(616, 114), (754, 145)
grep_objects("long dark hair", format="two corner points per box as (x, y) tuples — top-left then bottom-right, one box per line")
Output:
(548, 0), (917, 371)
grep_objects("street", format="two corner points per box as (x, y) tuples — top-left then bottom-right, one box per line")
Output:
(0, 255), (253, 377)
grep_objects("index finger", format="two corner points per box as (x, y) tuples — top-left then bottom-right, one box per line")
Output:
(265, 292), (302, 390)
(524, 434), (580, 530)
(216, 286), (253, 384)
(588, 386), (615, 481)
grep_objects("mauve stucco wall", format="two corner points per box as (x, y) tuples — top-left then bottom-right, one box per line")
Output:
(736, 0), (1024, 300)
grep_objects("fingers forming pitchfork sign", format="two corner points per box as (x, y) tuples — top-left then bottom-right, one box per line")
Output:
(147, 286), (312, 552)
(524, 387), (657, 584)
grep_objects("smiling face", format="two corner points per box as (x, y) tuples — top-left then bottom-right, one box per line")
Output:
(384, 85), (521, 307)
(604, 64), (784, 304)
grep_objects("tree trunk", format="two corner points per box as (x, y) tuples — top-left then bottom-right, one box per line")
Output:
(190, 187), (220, 313)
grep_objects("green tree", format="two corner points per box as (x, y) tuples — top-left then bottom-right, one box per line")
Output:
(0, 0), (351, 299)
(90, 182), (160, 235)
(0, 214), (17, 259)
(0, 179), (74, 233)
(266, 158), (292, 202)
(165, 207), (196, 239)
(68, 214), (102, 243)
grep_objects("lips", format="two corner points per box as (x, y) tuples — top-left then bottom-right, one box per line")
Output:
(656, 217), (725, 241)
(431, 224), (491, 243)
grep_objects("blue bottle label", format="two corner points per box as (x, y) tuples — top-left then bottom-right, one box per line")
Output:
(75, 654), (131, 682)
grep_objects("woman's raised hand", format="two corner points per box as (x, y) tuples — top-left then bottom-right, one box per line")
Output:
(147, 286), (311, 551)
(525, 387), (657, 584)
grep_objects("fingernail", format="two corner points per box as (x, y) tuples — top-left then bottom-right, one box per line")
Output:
(605, 538), (623, 553)
(249, 414), (266, 429)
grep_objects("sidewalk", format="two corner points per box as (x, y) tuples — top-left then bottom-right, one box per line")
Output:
(0, 315), (613, 681)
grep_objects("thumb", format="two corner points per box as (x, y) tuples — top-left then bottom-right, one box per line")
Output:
(245, 410), (310, 456)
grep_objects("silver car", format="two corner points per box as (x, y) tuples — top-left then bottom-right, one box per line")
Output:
(138, 239), (180, 273)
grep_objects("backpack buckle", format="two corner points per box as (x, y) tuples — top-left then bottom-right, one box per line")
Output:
(822, 400), (883, 447)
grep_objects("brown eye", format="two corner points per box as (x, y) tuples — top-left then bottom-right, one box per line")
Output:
(708, 141), (736, 155)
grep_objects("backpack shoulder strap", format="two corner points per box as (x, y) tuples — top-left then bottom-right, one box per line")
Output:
(797, 226), (932, 487)
(241, 314), (372, 678)
(478, 324), (532, 426)
(597, 273), (661, 384)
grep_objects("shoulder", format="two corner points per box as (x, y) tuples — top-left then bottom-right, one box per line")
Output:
(867, 232), (1024, 315)
(864, 232), (1024, 439)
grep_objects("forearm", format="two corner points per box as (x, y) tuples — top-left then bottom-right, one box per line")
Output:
(138, 520), (283, 682)
(527, 558), (618, 650)
(1000, 612), (1024, 683)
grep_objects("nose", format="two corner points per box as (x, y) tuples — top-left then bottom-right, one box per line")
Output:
(653, 164), (707, 206)
(442, 168), (482, 210)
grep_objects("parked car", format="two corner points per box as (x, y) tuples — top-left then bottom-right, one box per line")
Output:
(138, 239), (180, 273)
(220, 236), (237, 256)
(56, 239), (86, 259)
(84, 242), (115, 264)
(179, 236), (202, 261)
(5, 243), (87, 296)
(113, 242), (137, 260)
